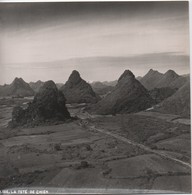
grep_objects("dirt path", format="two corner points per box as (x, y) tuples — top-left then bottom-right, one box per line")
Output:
(77, 109), (191, 169)
(87, 125), (191, 169)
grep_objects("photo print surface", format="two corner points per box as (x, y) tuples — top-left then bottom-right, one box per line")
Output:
(0, 1), (191, 194)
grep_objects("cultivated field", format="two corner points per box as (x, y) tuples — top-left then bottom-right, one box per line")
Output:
(0, 98), (191, 193)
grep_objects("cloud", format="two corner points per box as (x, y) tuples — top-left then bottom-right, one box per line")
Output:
(0, 2), (189, 84)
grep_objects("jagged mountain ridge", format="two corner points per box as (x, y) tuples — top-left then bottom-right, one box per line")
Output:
(140, 69), (188, 90)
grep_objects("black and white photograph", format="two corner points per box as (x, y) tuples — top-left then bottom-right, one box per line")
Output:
(0, 1), (191, 194)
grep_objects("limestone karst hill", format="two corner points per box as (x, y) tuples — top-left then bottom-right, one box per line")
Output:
(89, 70), (154, 115)
(10, 80), (71, 127)
(156, 70), (187, 89)
(140, 69), (188, 90)
(60, 70), (100, 104)
(0, 77), (34, 97)
(140, 69), (164, 90)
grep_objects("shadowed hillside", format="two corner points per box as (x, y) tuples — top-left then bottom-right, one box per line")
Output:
(89, 70), (154, 115)
(91, 81), (114, 96)
(156, 82), (190, 118)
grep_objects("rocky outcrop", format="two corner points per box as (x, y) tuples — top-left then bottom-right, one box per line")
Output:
(10, 80), (71, 127)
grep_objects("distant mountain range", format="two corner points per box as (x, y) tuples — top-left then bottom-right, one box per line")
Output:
(0, 69), (190, 118)
(90, 81), (114, 96)
(29, 80), (44, 93)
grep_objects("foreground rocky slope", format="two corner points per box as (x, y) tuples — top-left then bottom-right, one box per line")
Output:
(10, 81), (71, 127)
(149, 87), (177, 104)
(156, 82), (190, 118)
(61, 70), (99, 104)
(89, 70), (153, 115)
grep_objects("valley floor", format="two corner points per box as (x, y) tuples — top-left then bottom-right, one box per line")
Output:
(0, 98), (191, 193)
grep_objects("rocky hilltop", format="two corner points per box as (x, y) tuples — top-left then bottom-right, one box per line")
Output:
(10, 80), (71, 127)
(89, 70), (153, 115)
(61, 70), (99, 104)
(0, 77), (34, 97)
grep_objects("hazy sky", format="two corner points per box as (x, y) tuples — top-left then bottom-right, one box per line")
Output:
(0, 2), (190, 84)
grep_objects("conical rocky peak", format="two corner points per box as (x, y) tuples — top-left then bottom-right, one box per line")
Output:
(140, 69), (163, 90)
(34, 80), (58, 102)
(148, 69), (155, 73)
(0, 77), (35, 97)
(68, 70), (81, 84)
(147, 69), (161, 76)
(61, 70), (100, 104)
(89, 69), (153, 115)
(118, 70), (135, 82)
(149, 68), (154, 72)
(12, 77), (25, 85)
